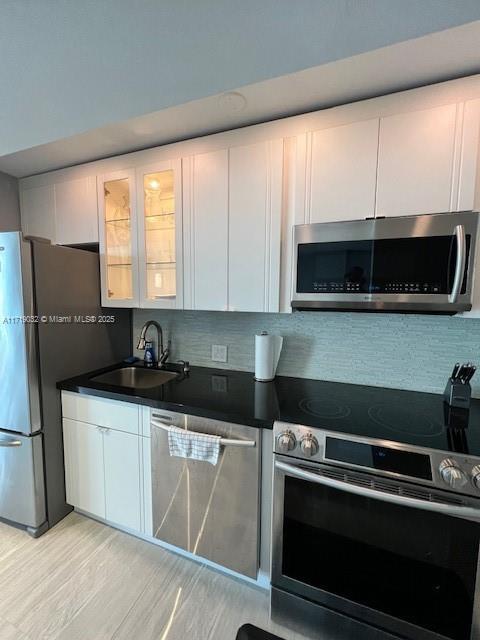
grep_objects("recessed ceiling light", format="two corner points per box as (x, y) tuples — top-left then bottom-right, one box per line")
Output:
(217, 91), (247, 113)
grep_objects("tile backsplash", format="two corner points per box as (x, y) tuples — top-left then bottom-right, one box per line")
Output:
(133, 309), (480, 397)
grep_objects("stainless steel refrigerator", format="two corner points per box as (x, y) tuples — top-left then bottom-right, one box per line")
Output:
(0, 232), (131, 536)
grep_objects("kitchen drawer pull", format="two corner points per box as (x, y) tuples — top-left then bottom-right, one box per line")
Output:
(151, 419), (256, 448)
(0, 437), (22, 448)
(275, 460), (480, 522)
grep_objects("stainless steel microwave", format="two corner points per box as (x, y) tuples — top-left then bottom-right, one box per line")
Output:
(292, 211), (479, 314)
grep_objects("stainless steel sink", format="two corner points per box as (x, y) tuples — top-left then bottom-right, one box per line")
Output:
(91, 367), (178, 389)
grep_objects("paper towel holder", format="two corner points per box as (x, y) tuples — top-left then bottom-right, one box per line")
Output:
(254, 331), (283, 382)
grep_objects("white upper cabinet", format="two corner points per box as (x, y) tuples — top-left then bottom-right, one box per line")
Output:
(308, 119), (379, 223)
(183, 149), (229, 311)
(376, 104), (458, 217)
(136, 159), (183, 309)
(98, 169), (139, 307)
(20, 176), (98, 245)
(456, 99), (480, 212)
(183, 139), (283, 313)
(55, 176), (98, 245)
(20, 184), (56, 242)
(228, 140), (283, 312)
(19, 78), (480, 314)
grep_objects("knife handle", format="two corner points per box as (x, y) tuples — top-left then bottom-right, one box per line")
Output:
(466, 366), (476, 383)
(451, 362), (460, 380)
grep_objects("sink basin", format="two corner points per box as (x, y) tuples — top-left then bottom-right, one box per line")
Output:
(91, 367), (179, 389)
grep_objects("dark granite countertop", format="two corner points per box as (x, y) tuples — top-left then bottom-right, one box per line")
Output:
(58, 361), (276, 428)
(58, 361), (480, 455)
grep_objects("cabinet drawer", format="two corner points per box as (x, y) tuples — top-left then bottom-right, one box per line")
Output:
(61, 391), (139, 435)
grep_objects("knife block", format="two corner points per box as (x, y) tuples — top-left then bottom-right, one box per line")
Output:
(444, 378), (471, 410)
(444, 402), (470, 433)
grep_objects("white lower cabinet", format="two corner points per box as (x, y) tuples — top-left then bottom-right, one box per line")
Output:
(63, 418), (105, 519)
(103, 429), (141, 531)
(141, 435), (153, 536)
(62, 398), (143, 533)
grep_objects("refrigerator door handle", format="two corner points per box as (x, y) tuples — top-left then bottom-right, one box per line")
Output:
(0, 436), (22, 447)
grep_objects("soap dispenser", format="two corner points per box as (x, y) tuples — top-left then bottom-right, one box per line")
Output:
(144, 341), (156, 367)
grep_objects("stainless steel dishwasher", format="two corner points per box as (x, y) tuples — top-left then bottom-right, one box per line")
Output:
(150, 410), (261, 578)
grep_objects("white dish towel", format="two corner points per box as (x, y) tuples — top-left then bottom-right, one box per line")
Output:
(167, 426), (221, 466)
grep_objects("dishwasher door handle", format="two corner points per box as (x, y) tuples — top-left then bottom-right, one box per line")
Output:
(151, 419), (256, 448)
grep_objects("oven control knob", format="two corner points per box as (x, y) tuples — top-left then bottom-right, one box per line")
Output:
(439, 459), (467, 489)
(300, 434), (319, 457)
(277, 431), (296, 453)
(471, 465), (480, 489)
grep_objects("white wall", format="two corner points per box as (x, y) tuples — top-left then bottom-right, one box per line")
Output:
(0, 1), (480, 157)
(0, 172), (20, 231)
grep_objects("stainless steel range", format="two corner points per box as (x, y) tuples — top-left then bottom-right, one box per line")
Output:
(271, 420), (480, 640)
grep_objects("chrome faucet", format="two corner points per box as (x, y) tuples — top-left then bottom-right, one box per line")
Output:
(136, 320), (169, 367)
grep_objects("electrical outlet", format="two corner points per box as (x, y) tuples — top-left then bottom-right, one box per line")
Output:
(211, 344), (227, 363)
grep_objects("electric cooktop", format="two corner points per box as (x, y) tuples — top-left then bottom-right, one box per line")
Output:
(275, 376), (480, 456)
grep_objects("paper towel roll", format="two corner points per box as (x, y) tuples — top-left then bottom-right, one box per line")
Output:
(254, 332), (283, 382)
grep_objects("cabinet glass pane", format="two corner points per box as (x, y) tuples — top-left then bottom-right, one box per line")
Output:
(143, 170), (176, 300)
(104, 178), (133, 300)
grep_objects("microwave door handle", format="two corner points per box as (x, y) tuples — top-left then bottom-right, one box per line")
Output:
(448, 224), (466, 303)
(275, 460), (480, 522)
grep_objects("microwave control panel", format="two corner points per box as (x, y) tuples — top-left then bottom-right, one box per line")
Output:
(311, 281), (442, 294)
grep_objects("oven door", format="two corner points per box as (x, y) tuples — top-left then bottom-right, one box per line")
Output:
(272, 456), (480, 640)
(292, 211), (478, 313)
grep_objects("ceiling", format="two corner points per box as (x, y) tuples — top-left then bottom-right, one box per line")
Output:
(1, 1), (480, 177)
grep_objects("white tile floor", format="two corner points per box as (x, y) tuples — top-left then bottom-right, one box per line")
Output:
(0, 513), (310, 640)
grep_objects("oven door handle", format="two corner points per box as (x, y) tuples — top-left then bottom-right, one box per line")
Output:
(275, 460), (480, 522)
(448, 224), (466, 303)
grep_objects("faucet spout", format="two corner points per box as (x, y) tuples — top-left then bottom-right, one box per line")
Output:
(136, 320), (168, 367)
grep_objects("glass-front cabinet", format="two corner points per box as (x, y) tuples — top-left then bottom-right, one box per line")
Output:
(98, 160), (182, 308)
(136, 159), (183, 308)
(98, 169), (139, 307)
